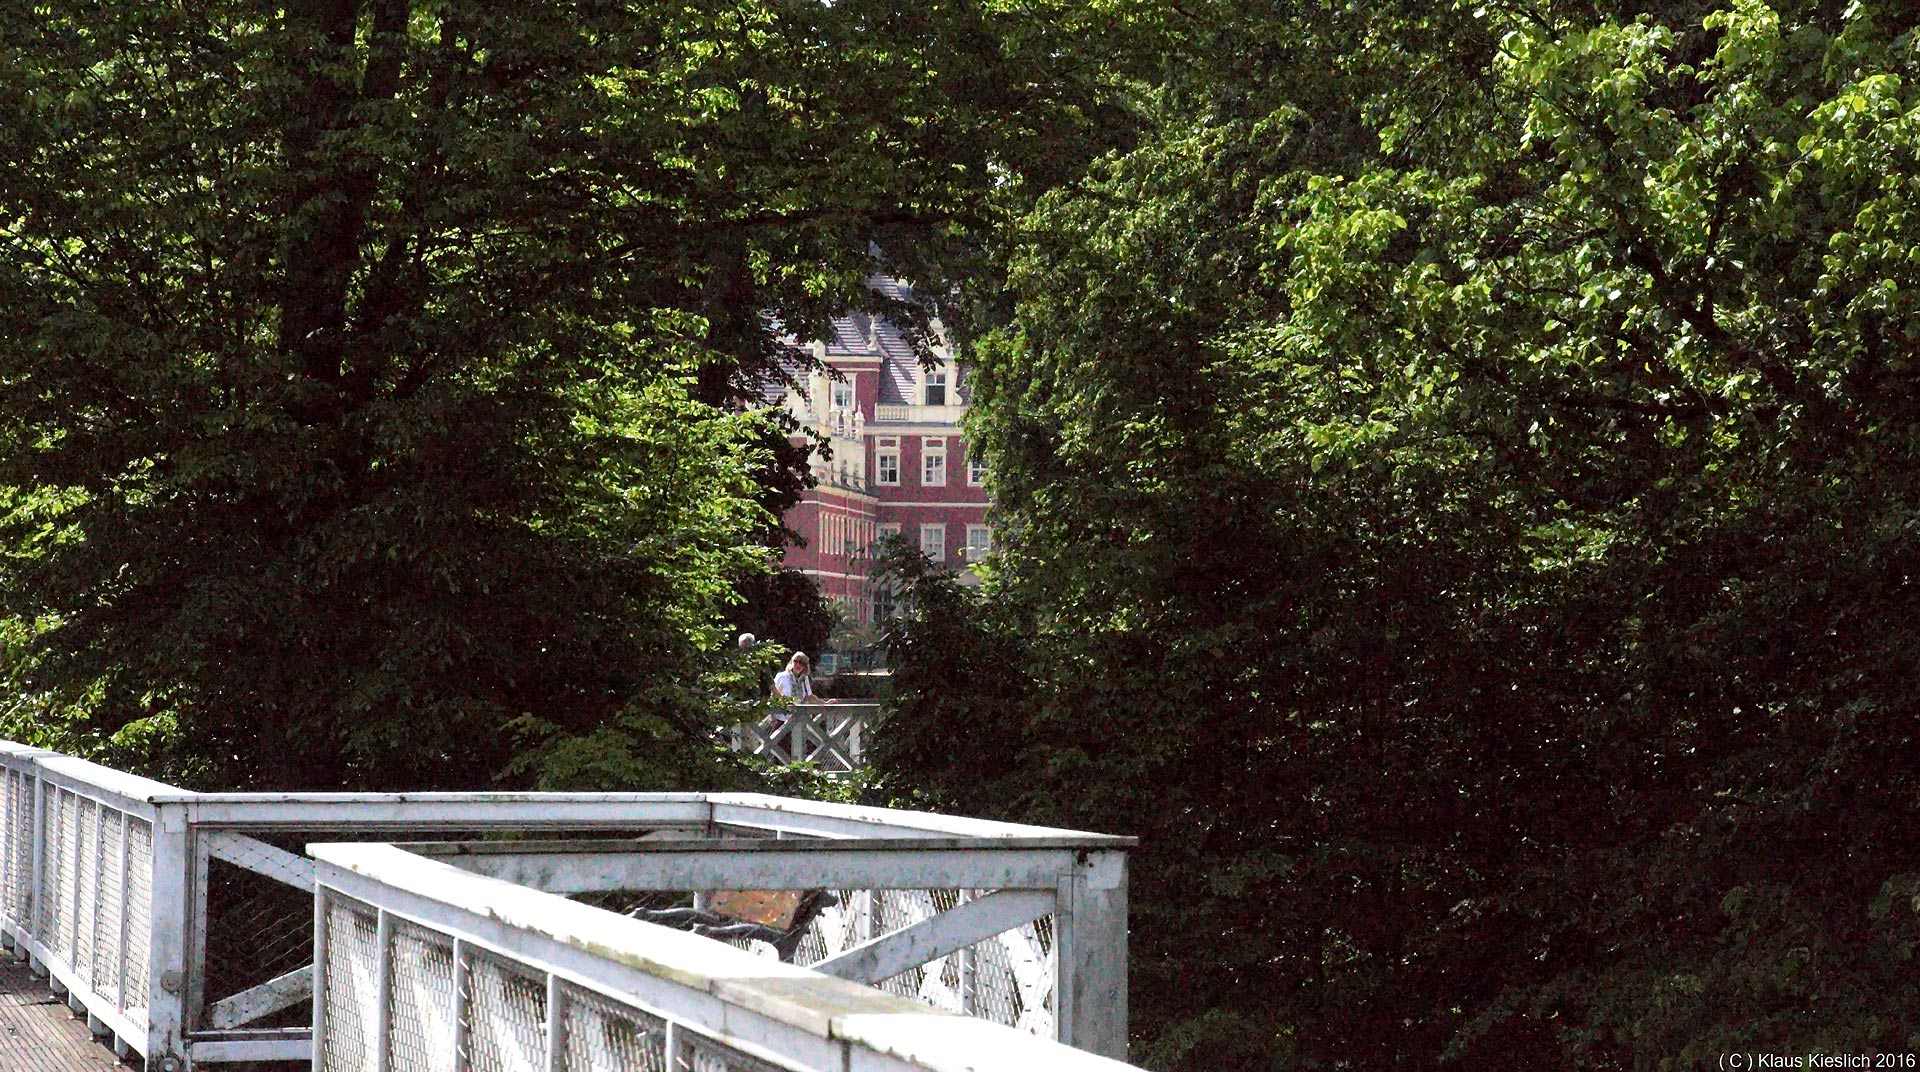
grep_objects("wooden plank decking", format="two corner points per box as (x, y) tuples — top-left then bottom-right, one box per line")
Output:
(0, 959), (129, 1071)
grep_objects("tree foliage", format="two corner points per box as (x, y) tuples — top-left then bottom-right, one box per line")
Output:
(0, 0), (1105, 789)
(881, 1), (1920, 1067)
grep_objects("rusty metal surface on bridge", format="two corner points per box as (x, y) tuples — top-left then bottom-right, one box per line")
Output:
(0, 959), (127, 1072)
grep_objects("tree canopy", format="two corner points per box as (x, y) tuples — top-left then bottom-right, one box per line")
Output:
(879, 1), (1920, 1067)
(0, 0), (1111, 788)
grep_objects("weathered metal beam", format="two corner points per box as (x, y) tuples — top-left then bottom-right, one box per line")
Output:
(202, 830), (316, 889)
(23, 756), (174, 819)
(707, 794), (1136, 846)
(188, 1028), (312, 1062)
(172, 794), (714, 829)
(206, 964), (314, 1029)
(1058, 851), (1129, 1062)
(813, 889), (1054, 986)
(419, 842), (1085, 893)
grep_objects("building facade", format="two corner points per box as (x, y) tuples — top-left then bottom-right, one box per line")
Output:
(773, 283), (990, 624)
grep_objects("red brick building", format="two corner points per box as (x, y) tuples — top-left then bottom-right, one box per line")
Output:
(772, 280), (990, 624)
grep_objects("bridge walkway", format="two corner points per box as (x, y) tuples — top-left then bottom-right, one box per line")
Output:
(1, 958), (128, 1071)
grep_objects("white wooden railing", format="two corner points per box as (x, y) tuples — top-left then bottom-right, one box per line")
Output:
(314, 842), (1135, 1072)
(735, 703), (880, 771)
(0, 742), (1133, 1070)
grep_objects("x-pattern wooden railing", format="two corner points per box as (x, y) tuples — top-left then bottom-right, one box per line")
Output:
(735, 702), (879, 771)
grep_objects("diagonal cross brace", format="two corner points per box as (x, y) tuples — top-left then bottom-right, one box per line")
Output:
(811, 888), (1055, 986)
(202, 830), (316, 889)
(207, 964), (314, 1029)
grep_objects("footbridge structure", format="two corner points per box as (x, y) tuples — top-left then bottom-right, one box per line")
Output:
(0, 741), (1136, 1072)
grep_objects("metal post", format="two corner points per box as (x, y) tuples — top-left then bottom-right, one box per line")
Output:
(1052, 873), (1075, 1048)
(147, 801), (192, 1071)
(89, 802), (104, 993)
(1057, 851), (1129, 1061)
(544, 972), (565, 1072)
(312, 887), (330, 1072)
(956, 889), (975, 1016)
(184, 835), (211, 1037)
(113, 810), (130, 1014)
(373, 910), (393, 1072)
(451, 939), (471, 1072)
(29, 770), (44, 953)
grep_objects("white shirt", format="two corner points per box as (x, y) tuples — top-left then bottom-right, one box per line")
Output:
(772, 669), (813, 700)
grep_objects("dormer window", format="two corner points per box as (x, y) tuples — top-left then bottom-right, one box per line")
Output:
(925, 368), (947, 406)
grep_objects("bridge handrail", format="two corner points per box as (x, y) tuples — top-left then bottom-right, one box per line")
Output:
(312, 842), (1137, 1072)
(0, 740), (1131, 1069)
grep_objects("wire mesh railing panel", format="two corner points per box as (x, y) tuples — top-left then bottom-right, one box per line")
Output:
(90, 808), (125, 1004)
(2, 768), (30, 929)
(388, 918), (459, 1072)
(42, 785), (70, 957)
(72, 795), (98, 988)
(970, 912), (1056, 1036)
(200, 850), (317, 1028)
(869, 890), (951, 1006)
(560, 981), (671, 1072)
(124, 816), (152, 1012)
(197, 826), (671, 1034)
(321, 896), (379, 1072)
(786, 888), (1057, 1037)
(468, 950), (549, 1072)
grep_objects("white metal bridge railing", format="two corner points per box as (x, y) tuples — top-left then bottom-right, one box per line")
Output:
(315, 842), (1136, 1072)
(0, 740), (1133, 1071)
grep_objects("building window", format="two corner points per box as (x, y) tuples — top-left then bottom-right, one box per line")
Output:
(920, 523), (946, 561)
(966, 525), (992, 561)
(876, 437), (899, 485)
(873, 583), (898, 621)
(967, 449), (986, 486)
(832, 379), (854, 410)
(879, 522), (901, 545)
(925, 368), (947, 406)
(922, 437), (947, 487)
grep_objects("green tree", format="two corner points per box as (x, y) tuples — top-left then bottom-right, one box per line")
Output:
(882, 1), (1920, 1067)
(0, 0), (1106, 789)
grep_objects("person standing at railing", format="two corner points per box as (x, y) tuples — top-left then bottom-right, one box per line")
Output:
(767, 652), (836, 762)
(769, 652), (835, 713)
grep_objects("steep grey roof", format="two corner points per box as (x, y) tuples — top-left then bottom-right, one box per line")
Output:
(876, 323), (919, 406)
(752, 349), (809, 406)
(790, 276), (953, 408)
(824, 314), (875, 357)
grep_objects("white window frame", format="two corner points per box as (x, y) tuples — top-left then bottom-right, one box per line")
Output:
(965, 524), (992, 561)
(876, 436), (900, 486)
(879, 522), (901, 544)
(925, 368), (947, 406)
(967, 450), (986, 487)
(920, 523), (946, 561)
(922, 436), (947, 487)
(832, 379), (854, 410)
